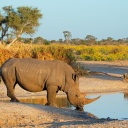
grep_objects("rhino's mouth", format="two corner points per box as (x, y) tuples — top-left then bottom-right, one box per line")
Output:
(76, 105), (84, 111)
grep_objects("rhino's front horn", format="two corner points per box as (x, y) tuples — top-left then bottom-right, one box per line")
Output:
(76, 96), (101, 111)
(83, 96), (101, 105)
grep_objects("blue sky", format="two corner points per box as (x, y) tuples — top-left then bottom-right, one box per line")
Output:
(0, 0), (128, 40)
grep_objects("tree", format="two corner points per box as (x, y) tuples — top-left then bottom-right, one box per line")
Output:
(85, 35), (97, 45)
(34, 36), (44, 44)
(0, 10), (8, 43)
(63, 31), (72, 43)
(106, 37), (113, 42)
(85, 35), (97, 41)
(0, 6), (42, 47)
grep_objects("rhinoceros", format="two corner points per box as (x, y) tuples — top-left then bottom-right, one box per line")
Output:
(0, 58), (100, 111)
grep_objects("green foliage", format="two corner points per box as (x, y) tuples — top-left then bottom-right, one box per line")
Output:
(44, 40), (51, 45)
(78, 45), (128, 61)
(0, 6), (42, 46)
(34, 37), (44, 44)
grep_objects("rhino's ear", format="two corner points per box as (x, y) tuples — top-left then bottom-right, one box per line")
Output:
(72, 73), (78, 81)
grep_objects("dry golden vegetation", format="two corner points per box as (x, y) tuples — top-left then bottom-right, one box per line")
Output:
(0, 43), (75, 66)
(1, 43), (128, 66)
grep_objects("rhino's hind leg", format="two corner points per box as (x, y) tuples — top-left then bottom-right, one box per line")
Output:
(45, 85), (58, 107)
(6, 84), (19, 102)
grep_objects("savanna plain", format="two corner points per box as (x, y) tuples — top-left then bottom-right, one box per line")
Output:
(0, 44), (128, 127)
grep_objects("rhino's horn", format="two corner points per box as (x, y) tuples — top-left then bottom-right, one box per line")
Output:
(83, 96), (101, 105)
(80, 92), (87, 98)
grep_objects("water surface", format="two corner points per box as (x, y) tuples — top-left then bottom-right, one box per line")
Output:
(81, 92), (128, 120)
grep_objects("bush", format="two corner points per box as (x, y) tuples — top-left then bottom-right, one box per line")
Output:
(1, 43), (128, 66)
(0, 43), (76, 65)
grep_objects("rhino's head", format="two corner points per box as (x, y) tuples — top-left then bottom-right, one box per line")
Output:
(67, 74), (100, 111)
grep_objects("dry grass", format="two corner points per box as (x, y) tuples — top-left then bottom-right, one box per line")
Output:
(1, 43), (128, 66)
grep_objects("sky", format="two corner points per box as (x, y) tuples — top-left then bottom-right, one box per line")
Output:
(0, 0), (128, 41)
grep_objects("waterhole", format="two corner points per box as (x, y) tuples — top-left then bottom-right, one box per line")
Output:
(1, 92), (128, 120)
(82, 92), (128, 120)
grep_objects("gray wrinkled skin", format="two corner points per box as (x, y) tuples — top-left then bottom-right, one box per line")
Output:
(0, 58), (100, 111)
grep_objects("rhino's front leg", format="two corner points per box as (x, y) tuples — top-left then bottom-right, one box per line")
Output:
(45, 85), (58, 107)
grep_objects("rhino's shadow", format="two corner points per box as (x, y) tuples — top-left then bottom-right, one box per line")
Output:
(19, 102), (115, 127)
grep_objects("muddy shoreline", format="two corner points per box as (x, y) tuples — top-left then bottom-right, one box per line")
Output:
(0, 61), (128, 127)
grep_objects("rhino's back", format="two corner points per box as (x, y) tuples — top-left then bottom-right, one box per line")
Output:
(1, 58), (75, 92)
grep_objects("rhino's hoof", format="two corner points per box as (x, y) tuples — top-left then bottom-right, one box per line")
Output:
(45, 103), (49, 106)
(10, 99), (20, 102)
(45, 102), (58, 107)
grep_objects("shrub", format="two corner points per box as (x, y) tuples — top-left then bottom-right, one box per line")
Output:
(0, 43), (76, 65)
(1, 44), (128, 66)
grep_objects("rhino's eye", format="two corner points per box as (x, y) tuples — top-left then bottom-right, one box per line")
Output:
(76, 94), (80, 98)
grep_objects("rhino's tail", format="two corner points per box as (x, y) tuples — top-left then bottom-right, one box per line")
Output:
(0, 67), (2, 83)
(0, 67), (2, 76)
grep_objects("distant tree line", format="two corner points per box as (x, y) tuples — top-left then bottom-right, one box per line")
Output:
(61, 31), (128, 45)
(18, 35), (128, 46)
(18, 37), (50, 45)
(0, 6), (128, 46)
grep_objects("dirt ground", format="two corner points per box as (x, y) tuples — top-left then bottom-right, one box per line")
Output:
(0, 61), (128, 128)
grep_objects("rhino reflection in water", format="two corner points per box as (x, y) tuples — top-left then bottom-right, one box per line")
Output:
(0, 58), (100, 111)
(124, 92), (128, 100)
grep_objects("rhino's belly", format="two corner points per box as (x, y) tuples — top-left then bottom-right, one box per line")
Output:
(16, 70), (46, 92)
(17, 81), (45, 92)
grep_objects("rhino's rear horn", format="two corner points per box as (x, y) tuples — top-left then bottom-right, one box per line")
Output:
(72, 73), (78, 81)
(80, 92), (87, 98)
